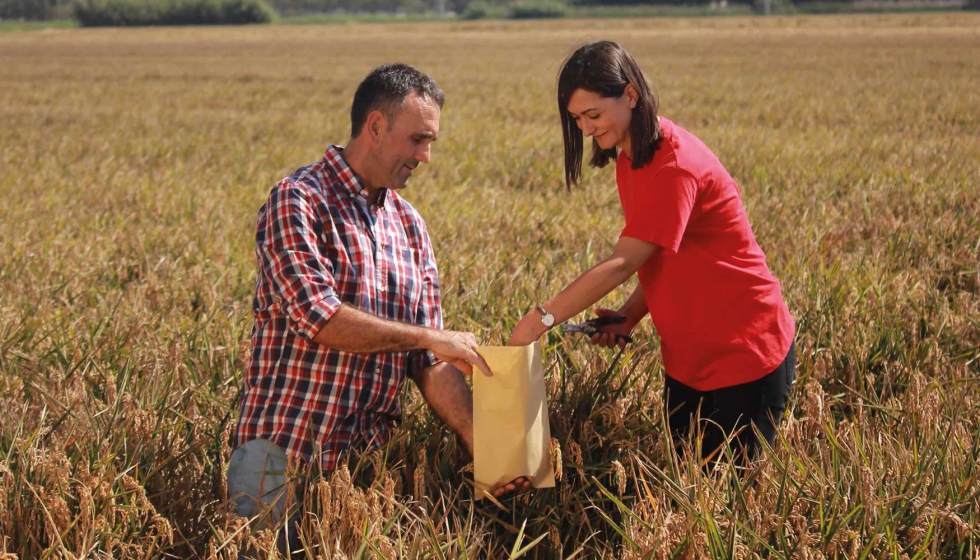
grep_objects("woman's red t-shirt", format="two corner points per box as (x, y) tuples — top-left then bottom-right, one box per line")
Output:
(617, 117), (795, 391)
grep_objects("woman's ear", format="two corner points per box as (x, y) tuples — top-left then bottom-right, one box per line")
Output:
(625, 83), (638, 109)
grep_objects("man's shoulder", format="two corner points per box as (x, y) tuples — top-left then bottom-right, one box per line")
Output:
(386, 191), (432, 246)
(387, 191), (427, 224)
(286, 160), (330, 190)
(266, 161), (332, 202)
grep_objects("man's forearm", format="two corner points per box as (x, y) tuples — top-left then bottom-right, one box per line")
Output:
(410, 362), (474, 455)
(313, 304), (430, 353)
(311, 304), (492, 377)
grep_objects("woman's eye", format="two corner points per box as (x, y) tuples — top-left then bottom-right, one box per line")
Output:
(588, 114), (600, 120)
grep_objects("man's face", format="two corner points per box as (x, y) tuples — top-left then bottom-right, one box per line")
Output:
(375, 92), (441, 190)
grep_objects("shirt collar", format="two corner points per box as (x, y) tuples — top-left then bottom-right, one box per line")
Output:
(322, 144), (388, 208)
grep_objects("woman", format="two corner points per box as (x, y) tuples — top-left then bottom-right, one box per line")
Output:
(508, 41), (796, 466)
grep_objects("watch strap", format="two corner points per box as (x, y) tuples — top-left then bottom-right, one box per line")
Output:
(535, 306), (555, 327)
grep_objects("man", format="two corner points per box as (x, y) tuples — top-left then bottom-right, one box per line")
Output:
(228, 64), (528, 550)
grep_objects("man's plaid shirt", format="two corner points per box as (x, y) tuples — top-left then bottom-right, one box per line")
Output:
(233, 145), (441, 470)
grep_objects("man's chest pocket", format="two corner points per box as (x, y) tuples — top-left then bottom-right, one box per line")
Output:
(381, 243), (423, 321)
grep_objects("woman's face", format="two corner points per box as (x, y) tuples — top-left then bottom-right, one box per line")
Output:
(566, 86), (637, 153)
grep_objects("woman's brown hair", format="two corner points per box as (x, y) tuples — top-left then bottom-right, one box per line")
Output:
(557, 40), (662, 189)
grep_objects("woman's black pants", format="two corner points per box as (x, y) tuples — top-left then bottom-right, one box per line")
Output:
(664, 342), (796, 467)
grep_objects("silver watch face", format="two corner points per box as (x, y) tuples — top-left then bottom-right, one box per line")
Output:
(541, 312), (555, 327)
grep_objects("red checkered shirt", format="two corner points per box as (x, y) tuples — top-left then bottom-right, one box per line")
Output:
(233, 145), (442, 469)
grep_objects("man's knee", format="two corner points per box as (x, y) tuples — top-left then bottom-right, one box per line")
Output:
(227, 438), (293, 528)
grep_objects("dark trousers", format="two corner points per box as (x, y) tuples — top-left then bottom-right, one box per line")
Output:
(664, 342), (796, 467)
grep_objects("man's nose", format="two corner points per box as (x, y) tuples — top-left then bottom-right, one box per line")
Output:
(416, 143), (431, 164)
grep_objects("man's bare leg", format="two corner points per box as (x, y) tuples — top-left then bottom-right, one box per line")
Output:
(410, 362), (532, 497)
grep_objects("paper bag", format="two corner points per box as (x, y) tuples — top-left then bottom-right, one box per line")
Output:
(473, 341), (555, 499)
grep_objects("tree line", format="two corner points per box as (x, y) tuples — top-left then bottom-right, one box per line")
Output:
(1, 0), (973, 26)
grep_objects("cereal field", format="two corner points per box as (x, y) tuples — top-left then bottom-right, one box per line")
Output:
(1, 13), (979, 558)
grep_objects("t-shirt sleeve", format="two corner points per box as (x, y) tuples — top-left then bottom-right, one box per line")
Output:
(257, 182), (342, 341)
(620, 166), (698, 254)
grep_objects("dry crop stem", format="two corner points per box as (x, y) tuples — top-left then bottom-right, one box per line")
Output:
(1, 12), (979, 559)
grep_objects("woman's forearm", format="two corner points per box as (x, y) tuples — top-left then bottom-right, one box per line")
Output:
(542, 256), (637, 324)
(618, 284), (650, 327)
(542, 237), (659, 323)
(508, 237), (658, 346)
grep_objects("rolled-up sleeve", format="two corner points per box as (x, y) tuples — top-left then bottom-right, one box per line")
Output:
(406, 220), (442, 377)
(258, 183), (342, 341)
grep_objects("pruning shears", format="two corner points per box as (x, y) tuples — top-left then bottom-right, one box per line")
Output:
(560, 315), (633, 344)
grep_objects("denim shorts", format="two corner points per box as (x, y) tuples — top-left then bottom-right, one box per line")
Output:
(227, 438), (303, 556)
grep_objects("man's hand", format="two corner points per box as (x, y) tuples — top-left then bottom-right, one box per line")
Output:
(589, 308), (637, 349)
(492, 476), (532, 498)
(423, 330), (493, 377)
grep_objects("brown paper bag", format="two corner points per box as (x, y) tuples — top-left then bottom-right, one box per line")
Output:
(473, 341), (555, 500)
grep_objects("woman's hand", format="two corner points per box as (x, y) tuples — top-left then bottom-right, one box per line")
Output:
(589, 308), (637, 349)
(508, 311), (548, 346)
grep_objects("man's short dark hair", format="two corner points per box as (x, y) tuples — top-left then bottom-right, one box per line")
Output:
(350, 64), (445, 138)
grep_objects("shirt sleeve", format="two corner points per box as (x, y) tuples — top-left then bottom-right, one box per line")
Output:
(620, 166), (698, 254)
(406, 219), (442, 377)
(257, 182), (342, 341)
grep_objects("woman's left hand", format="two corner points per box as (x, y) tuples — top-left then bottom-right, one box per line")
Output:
(508, 311), (547, 346)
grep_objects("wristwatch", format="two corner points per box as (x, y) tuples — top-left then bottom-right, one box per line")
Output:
(535, 306), (556, 328)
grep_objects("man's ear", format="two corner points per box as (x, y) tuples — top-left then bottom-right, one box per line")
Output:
(365, 110), (387, 145)
(625, 83), (638, 109)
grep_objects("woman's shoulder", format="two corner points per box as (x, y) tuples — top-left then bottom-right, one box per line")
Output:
(622, 121), (680, 179)
(658, 116), (687, 159)
(655, 117), (722, 179)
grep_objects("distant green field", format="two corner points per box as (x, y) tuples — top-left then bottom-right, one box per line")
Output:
(0, 19), (77, 31)
(1, 13), (979, 558)
(0, 2), (969, 31)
